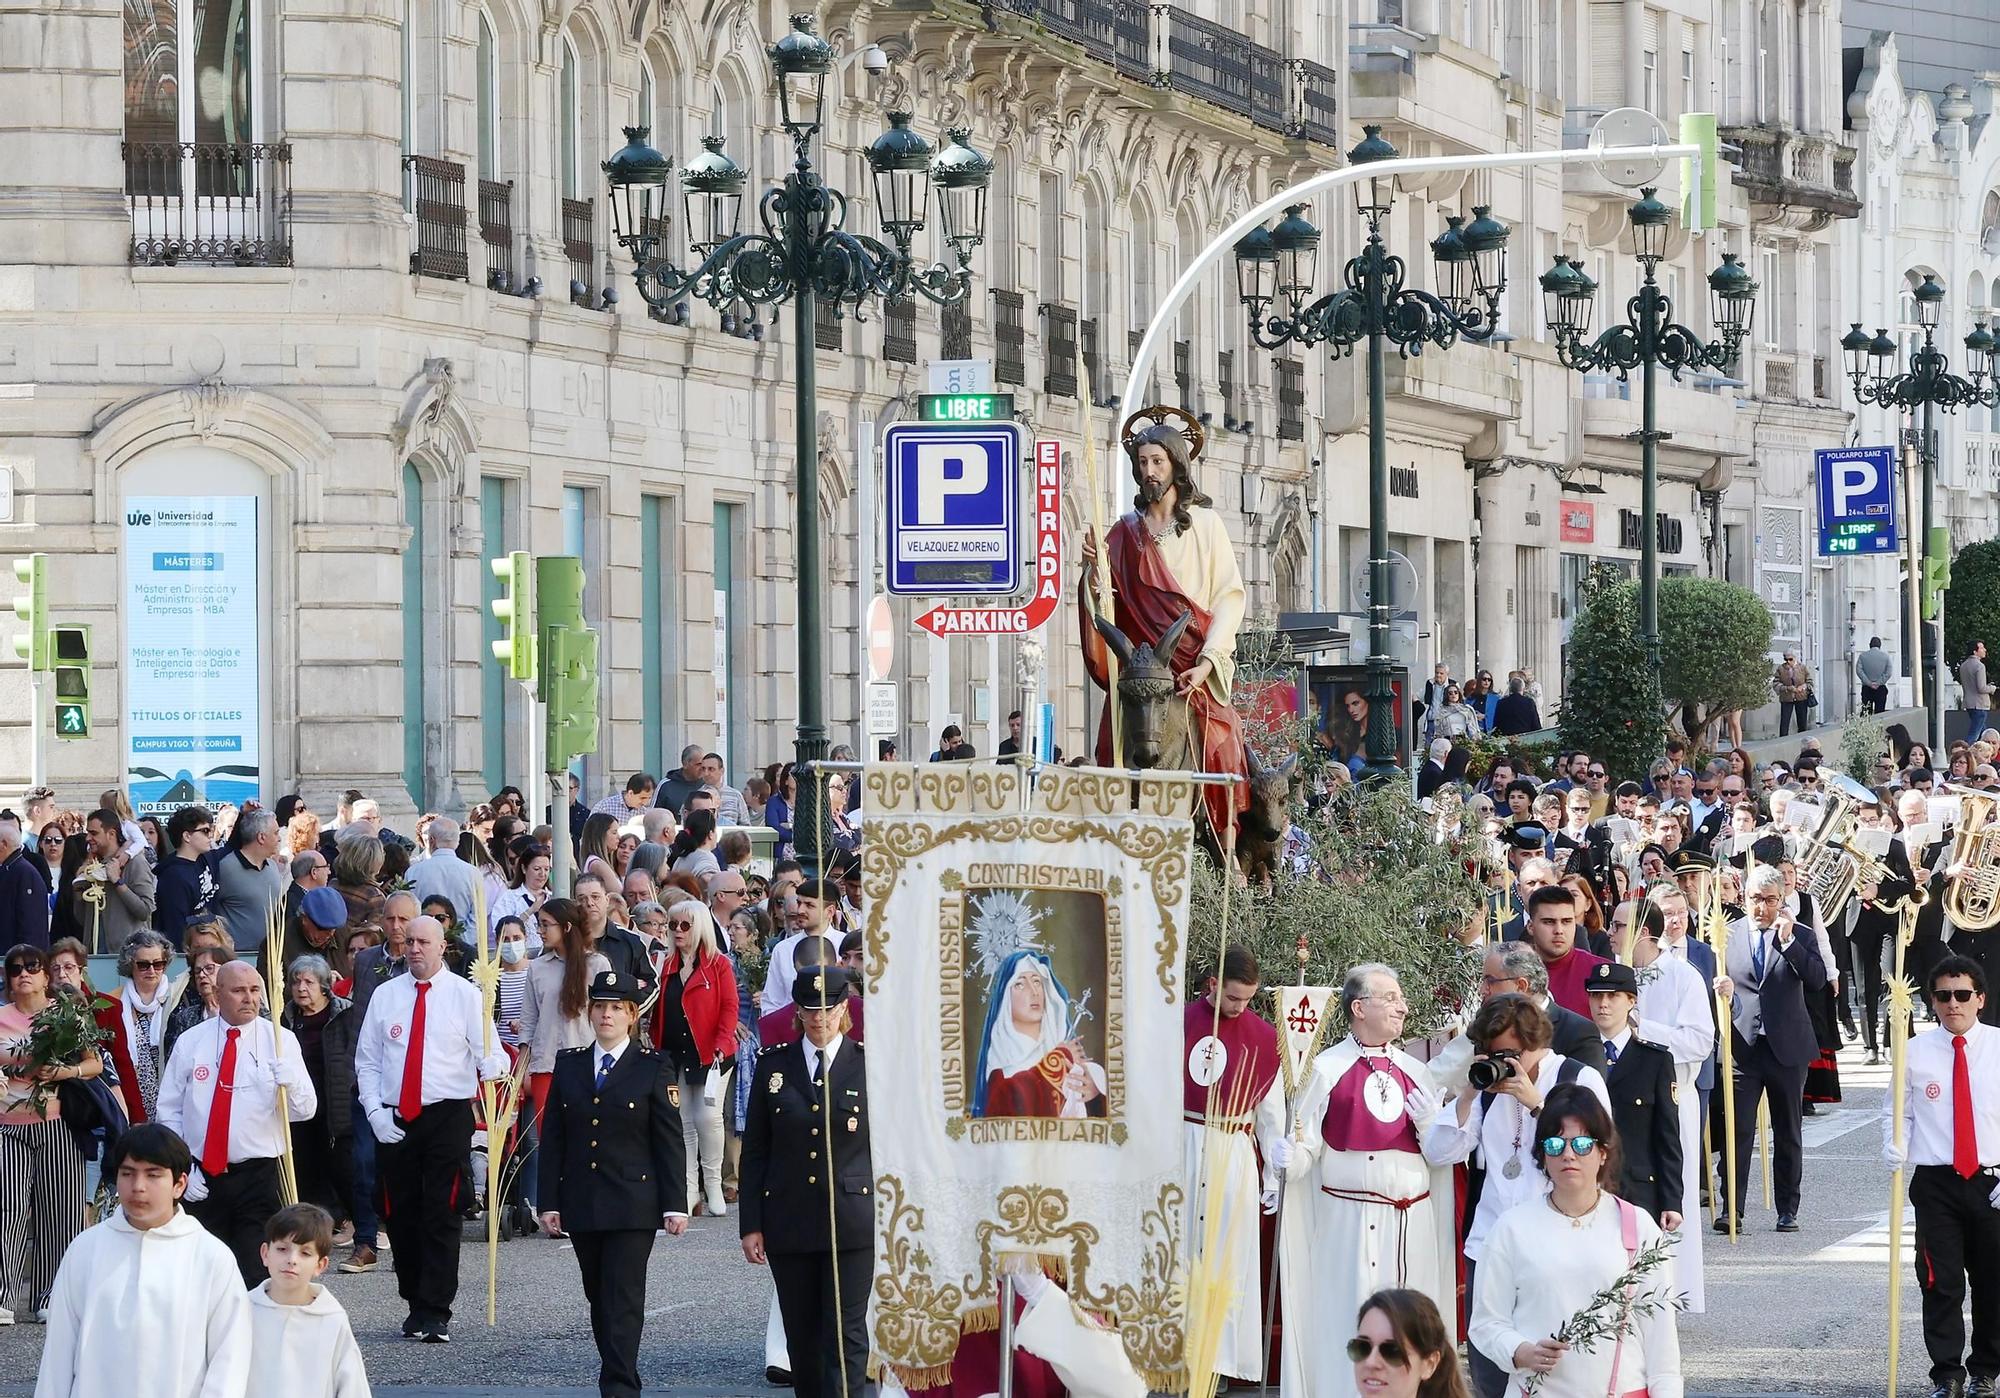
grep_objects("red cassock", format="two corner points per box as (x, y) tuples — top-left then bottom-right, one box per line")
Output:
(1079, 514), (1249, 836)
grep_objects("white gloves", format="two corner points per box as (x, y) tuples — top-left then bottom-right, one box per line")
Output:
(1407, 1083), (1440, 1135)
(1989, 1178), (2000, 1211)
(368, 1109), (406, 1146)
(1268, 1135), (1294, 1173)
(478, 1052), (512, 1082)
(1882, 1135), (1907, 1171)
(1261, 1189), (1280, 1215)
(183, 1166), (209, 1203)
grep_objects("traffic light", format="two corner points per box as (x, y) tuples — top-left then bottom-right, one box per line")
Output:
(534, 555), (585, 702)
(50, 624), (89, 739)
(489, 551), (536, 681)
(544, 625), (600, 768)
(11, 554), (47, 671)
(1923, 527), (1952, 621)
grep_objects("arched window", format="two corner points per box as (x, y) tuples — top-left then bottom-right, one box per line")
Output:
(1130, 195), (1157, 337)
(638, 57), (655, 131)
(561, 35), (582, 200)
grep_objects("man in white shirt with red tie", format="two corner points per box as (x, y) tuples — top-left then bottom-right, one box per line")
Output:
(1886, 954), (2000, 1398)
(355, 914), (510, 1343)
(157, 959), (317, 1287)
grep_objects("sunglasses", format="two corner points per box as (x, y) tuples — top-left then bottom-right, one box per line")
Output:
(1540, 1135), (1599, 1158)
(130, 958), (168, 971)
(1346, 1337), (1410, 1366)
(5, 961), (44, 978)
(193, 825), (214, 835)
(1934, 987), (1980, 1004)
(667, 920), (696, 931)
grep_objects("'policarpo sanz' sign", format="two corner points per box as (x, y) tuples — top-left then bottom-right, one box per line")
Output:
(1814, 445), (1899, 556)
(885, 422), (1026, 596)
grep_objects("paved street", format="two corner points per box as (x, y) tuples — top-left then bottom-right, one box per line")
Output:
(0, 1043), (1935, 1398)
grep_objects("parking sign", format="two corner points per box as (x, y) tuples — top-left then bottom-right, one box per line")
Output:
(884, 422), (1026, 595)
(1815, 445), (1898, 556)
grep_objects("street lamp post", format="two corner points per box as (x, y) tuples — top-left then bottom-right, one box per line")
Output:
(1539, 189), (1757, 680)
(603, 14), (991, 870)
(1233, 126), (1511, 780)
(1843, 274), (1998, 752)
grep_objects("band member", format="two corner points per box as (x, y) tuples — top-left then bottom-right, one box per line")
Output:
(1714, 866), (1827, 1233)
(740, 969), (870, 1398)
(540, 970), (689, 1398)
(1182, 945), (1283, 1383)
(1885, 955), (2000, 1398)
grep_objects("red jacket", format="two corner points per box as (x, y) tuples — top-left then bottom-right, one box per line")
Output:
(659, 950), (739, 1066)
(89, 992), (145, 1123)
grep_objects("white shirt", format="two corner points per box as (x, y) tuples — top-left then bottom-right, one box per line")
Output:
(803, 1033), (845, 1084)
(1423, 1053), (1612, 1259)
(760, 931), (809, 1016)
(590, 1037), (630, 1078)
(1602, 1027), (1633, 1062)
(1634, 953), (1717, 1068)
(157, 1017), (317, 1167)
(1891, 1020), (2000, 1168)
(355, 969), (508, 1116)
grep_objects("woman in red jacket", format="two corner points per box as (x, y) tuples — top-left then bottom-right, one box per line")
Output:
(656, 899), (738, 1218)
(46, 938), (144, 1124)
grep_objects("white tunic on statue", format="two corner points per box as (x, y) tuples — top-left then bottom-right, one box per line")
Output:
(1277, 1038), (1456, 1398)
(1182, 1074), (1285, 1380)
(1470, 1192), (1685, 1398)
(1634, 951), (1716, 1312)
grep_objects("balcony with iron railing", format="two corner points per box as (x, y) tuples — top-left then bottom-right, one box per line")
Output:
(123, 141), (293, 267)
(403, 155), (468, 280)
(562, 197), (597, 305)
(481, 179), (516, 291)
(1041, 302), (1079, 396)
(967, 0), (1338, 146)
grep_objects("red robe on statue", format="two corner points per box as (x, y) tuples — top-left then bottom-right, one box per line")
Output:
(1079, 514), (1250, 836)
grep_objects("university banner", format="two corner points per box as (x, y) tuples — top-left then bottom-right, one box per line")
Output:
(861, 762), (1198, 1390)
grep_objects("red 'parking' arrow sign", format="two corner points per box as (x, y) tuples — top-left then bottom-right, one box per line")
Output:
(915, 440), (1062, 637)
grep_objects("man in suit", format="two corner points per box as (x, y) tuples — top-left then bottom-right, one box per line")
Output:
(540, 970), (689, 1398)
(1586, 961), (1684, 1228)
(740, 968), (871, 1398)
(1715, 863), (1828, 1232)
(1497, 849), (1556, 944)
(1416, 738), (1452, 801)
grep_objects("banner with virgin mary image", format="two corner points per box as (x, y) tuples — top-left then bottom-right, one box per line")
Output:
(860, 761), (1198, 1391)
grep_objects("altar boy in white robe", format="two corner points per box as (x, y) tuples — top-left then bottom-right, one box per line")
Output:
(1277, 963), (1455, 1398)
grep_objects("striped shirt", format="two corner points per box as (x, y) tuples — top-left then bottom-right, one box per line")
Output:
(495, 968), (529, 1048)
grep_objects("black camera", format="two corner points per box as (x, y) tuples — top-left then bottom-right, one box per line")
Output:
(1467, 1049), (1522, 1091)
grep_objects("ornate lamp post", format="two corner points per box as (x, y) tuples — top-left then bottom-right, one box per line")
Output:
(1843, 273), (1999, 750)
(603, 14), (991, 870)
(1539, 188), (1757, 677)
(1233, 125), (1511, 779)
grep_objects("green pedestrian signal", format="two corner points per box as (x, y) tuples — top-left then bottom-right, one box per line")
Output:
(11, 554), (47, 671)
(51, 623), (89, 739)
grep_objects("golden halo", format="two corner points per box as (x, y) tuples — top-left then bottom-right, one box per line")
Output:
(1120, 403), (1206, 463)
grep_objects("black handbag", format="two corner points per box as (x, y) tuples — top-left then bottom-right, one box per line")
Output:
(57, 1075), (129, 1163)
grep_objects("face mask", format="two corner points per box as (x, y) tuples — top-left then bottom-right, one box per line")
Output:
(500, 941), (526, 965)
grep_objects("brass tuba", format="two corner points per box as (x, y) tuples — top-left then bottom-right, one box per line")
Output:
(1794, 771), (1878, 927)
(1943, 787), (2000, 931)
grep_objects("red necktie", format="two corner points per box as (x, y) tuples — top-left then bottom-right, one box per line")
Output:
(399, 981), (431, 1121)
(1953, 1033), (1979, 1179)
(202, 1027), (240, 1177)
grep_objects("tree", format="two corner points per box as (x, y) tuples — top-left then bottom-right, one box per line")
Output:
(1945, 539), (2000, 668)
(1559, 572), (1775, 774)
(1559, 569), (1666, 780)
(1187, 782), (1483, 1042)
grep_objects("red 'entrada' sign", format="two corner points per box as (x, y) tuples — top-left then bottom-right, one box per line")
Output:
(916, 439), (1063, 637)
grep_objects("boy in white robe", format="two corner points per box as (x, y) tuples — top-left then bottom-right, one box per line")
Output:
(36, 1123), (251, 1398)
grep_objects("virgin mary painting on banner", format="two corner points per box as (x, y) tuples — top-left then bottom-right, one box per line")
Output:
(862, 761), (1197, 1393)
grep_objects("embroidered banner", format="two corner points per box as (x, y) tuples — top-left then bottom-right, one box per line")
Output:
(861, 762), (1198, 1391)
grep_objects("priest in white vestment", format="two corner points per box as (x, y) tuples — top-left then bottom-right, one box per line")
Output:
(1277, 963), (1455, 1398)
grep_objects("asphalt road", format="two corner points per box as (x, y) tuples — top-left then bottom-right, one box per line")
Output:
(3, 1041), (1931, 1396)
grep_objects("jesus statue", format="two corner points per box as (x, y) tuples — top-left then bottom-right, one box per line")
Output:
(1079, 407), (1250, 835)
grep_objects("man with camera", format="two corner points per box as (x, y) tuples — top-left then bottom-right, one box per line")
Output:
(1714, 863), (1828, 1233)
(1424, 994), (1610, 1398)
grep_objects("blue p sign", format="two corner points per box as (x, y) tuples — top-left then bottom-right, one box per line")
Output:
(1815, 445), (1898, 556)
(884, 423), (1025, 595)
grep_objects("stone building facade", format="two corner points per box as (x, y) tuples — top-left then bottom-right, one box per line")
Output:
(0, 0), (1871, 811)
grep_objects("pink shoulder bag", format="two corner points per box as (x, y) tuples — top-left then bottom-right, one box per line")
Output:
(1603, 1197), (1649, 1398)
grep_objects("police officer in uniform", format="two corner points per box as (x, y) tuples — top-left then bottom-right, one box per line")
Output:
(540, 970), (690, 1398)
(1583, 960), (1685, 1227)
(1886, 955), (2000, 1398)
(740, 967), (871, 1398)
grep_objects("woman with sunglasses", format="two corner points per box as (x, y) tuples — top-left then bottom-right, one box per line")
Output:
(1351, 1288), (1469, 1398)
(1, 943), (104, 1323)
(656, 902), (739, 1217)
(1469, 1084), (1682, 1398)
(115, 930), (176, 1122)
